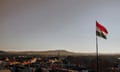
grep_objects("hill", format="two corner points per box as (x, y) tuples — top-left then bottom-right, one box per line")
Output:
(0, 50), (94, 56)
(0, 50), (120, 56)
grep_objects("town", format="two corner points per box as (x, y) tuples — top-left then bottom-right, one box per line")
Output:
(0, 52), (120, 72)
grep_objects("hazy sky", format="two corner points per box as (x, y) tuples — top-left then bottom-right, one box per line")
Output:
(0, 0), (120, 53)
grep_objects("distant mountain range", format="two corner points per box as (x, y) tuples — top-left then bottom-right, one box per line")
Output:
(0, 50), (119, 56)
(0, 50), (95, 56)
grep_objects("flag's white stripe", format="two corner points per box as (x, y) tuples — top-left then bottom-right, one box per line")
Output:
(97, 27), (108, 35)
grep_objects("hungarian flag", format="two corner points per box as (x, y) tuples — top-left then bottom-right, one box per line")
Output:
(96, 21), (108, 39)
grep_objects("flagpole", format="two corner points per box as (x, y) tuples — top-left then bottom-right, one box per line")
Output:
(96, 21), (108, 72)
(96, 31), (99, 72)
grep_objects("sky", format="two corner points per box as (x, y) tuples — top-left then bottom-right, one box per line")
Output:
(0, 0), (120, 53)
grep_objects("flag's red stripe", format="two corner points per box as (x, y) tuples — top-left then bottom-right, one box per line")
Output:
(96, 21), (108, 34)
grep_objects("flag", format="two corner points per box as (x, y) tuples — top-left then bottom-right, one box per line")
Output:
(96, 21), (108, 39)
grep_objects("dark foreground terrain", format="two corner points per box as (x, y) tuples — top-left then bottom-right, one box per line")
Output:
(0, 50), (120, 72)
